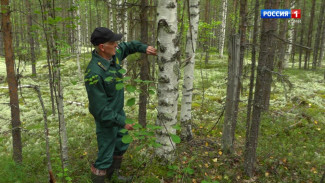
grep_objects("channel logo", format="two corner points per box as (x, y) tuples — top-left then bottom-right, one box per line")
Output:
(261, 9), (301, 19)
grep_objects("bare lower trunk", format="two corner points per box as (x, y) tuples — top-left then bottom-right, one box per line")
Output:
(2, 0), (23, 163)
(222, 35), (240, 153)
(312, 0), (325, 70)
(245, 0), (259, 158)
(139, 0), (149, 127)
(244, 0), (279, 177)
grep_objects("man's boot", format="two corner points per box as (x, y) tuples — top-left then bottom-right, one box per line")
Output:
(106, 164), (114, 180)
(112, 156), (132, 182)
(91, 164), (106, 183)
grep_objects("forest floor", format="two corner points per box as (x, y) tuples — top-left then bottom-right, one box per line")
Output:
(0, 52), (324, 183)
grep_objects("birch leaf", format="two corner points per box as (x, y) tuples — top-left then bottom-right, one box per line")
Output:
(116, 83), (124, 90)
(126, 85), (136, 92)
(126, 98), (135, 106)
(171, 134), (181, 143)
(122, 134), (133, 143)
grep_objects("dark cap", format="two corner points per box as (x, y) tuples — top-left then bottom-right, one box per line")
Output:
(90, 27), (123, 46)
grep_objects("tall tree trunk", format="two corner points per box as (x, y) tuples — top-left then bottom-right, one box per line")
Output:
(222, 0), (247, 154)
(219, 0), (228, 58)
(25, 0), (37, 76)
(106, 0), (111, 28)
(312, 0), (325, 70)
(244, 0), (279, 177)
(73, 0), (83, 81)
(41, 0), (69, 171)
(298, 0), (306, 69)
(138, 0), (149, 127)
(319, 19), (325, 67)
(222, 34), (240, 153)
(156, 0), (179, 161)
(245, 0), (259, 156)
(291, 6), (299, 68)
(180, 0), (200, 141)
(277, 0), (289, 72)
(203, 0), (210, 64)
(1, 0), (23, 164)
(286, 1), (295, 66)
(304, 0), (316, 69)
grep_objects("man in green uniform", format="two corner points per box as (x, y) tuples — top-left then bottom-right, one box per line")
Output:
(85, 27), (156, 183)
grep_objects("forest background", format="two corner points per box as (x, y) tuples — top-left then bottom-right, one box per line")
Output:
(0, 0), (325, 182)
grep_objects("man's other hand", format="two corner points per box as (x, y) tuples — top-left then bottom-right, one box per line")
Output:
(124, 124), (134, 130)
(146, 46), (157, 56)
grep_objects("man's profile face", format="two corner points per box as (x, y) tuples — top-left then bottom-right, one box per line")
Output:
(100, 41), (118, 58)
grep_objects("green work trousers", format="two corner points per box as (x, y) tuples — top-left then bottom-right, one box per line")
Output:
(94, 124), (129, 170)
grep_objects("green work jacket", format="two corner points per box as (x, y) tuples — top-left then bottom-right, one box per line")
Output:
(85, 41), (148, 128)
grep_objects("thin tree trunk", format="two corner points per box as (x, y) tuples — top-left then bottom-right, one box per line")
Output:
(222, 34), (240, 154)
(73, 0), (83, 81)
(291, 17), (298, 68)
(304, 0), (316, 69)
(319, 19), (325, 67)
(244, 0), (279, 177)
(41, 0), (69, 171)
(245, 0), (259, 156)
(204, 0), (210, 64)
(25, 0), (37, 76)
(277, 0), (289, 71)
(139, 0), (149, 128)
(219, 0), (228, 58)
(1, 0), (23, 164)
(180, 0), (200, 141)
(156, 0), (179, 161)
(286, 1), (295, 67)
(312, 0), (325, 70)
(35, 85), (55, 183)
(298, 0), (306, 69)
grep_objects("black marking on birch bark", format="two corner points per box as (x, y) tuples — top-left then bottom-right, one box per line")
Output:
(173, 64), (180, 79)
(166, 2), (176, 9)
(161, 56), (168, 64)
(159, 65), (164, 72)
(158, 99), (174, 107)
(190, 13), (198, 17)
(158, 75), (170, 83)
(172, 36), (180, 47)
(158, 19), (175, 34)
(159, 45), (167, 53)
(157, 112), (174, 121)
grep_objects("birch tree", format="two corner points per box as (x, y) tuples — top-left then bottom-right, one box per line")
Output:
(180, 0), (200, 141)
(155, 0), (179, 161)
(219, 0), (228, 58)
(2, 0), (23, 164)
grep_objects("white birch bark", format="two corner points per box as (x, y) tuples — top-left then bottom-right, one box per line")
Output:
(73, 0), (83, 81)
(109, 0), (113, 30)
(156, 0), (179, 161)
(180, 0), (200, 140)
(285, 1), (295, 68)
(219, 0), (228, 58)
